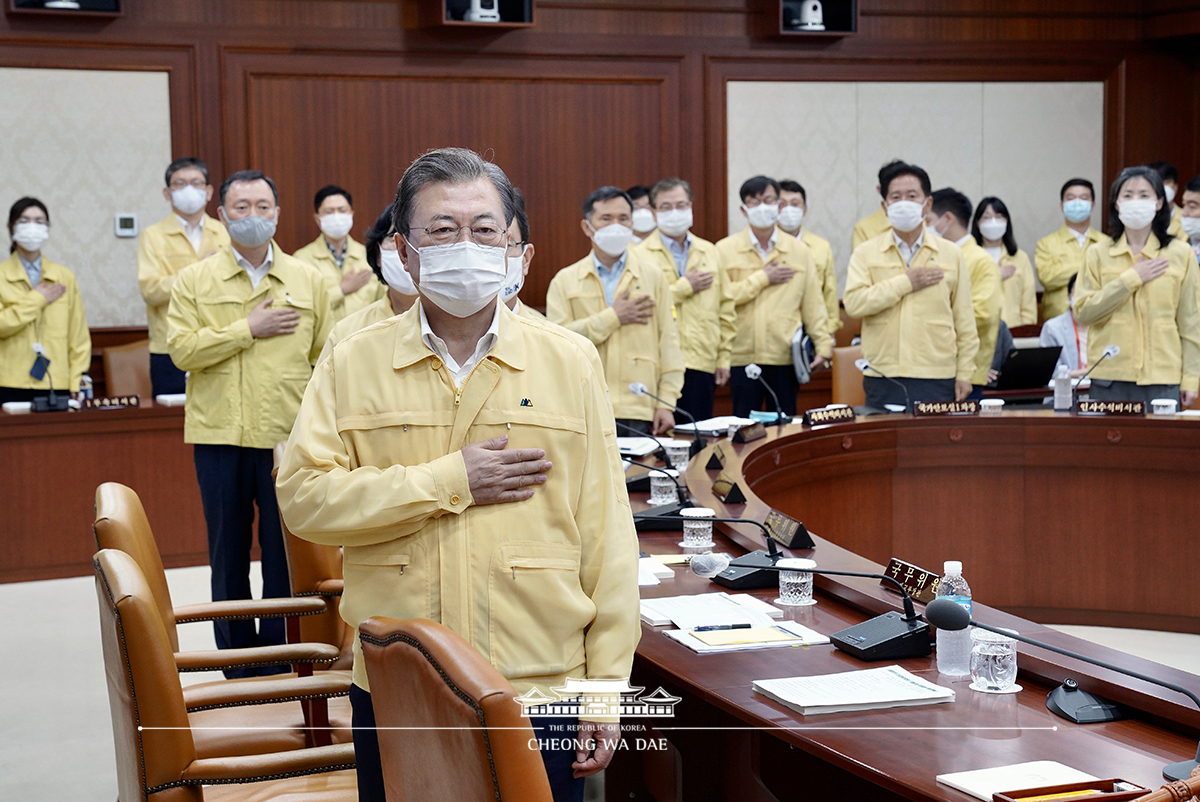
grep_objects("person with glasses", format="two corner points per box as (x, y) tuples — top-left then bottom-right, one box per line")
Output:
(632, 177), (733, 422)
(547, 186), (685, 436)
(1, 197), (91, 404)
(137, 157), (231, 396)
(167, 169), (333, 674)
(293, 184), (385, 323)
(277, 148), (639, 802)
(716, 175), (832, 418)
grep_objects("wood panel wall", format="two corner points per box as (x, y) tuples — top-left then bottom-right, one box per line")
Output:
(1, 0), (1196, 310)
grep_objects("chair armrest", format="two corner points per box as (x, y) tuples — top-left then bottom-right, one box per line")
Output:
(183, 672), (350, 712)
(313, 579), (344, 596)
(173, 596), (326, 623)
(179, 743), (355, 786)
(174, 642), (340, 673)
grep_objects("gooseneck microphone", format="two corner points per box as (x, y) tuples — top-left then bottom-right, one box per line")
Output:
(855, 358), (912, 414)
(744, 364), (788, 426)
(1075, 344), (1121, 386)
(613, 419), (671, 464)
(628, 382), (705, 458)
(925, 597), (1199, 781)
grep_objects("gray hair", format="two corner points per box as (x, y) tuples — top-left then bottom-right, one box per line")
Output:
(391, 147), (515, 238)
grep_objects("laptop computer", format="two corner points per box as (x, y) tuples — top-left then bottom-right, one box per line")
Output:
(992, 346), (1063, 391)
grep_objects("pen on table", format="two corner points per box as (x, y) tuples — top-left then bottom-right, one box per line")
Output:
(693, 624), (752, 631)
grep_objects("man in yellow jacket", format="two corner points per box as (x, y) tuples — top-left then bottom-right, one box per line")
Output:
(779, 179), (842, 333)
(292, 184), (385, 323)
(1035, 178), (1104, 321)
(715, 176), (831, 419)
(276, 148), (640, 802)
(844, 162), (979, 408)
(851, 161), (907, 251)
(167, 169), (332, 673)
(927, 188), (1002, 397)
(137, 157), (230, 395)
(632, 177), (734, 422)
(1148, 162), (1186, 239)
(547, 186), (685, 435)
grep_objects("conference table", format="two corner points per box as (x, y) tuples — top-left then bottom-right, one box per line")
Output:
(609, 411), (1200, 802)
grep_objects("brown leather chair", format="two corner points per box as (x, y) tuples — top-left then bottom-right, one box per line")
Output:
(273, 442), (353, 670)
(359, 617), (554, 802)
(831, 345), (866, 407)
(94, 548), (357, 802)
(93, 482), (353, 748)
(103, 339), (153, 399)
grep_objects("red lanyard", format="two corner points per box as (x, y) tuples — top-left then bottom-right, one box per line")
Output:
(1072, 313), (1086, 370)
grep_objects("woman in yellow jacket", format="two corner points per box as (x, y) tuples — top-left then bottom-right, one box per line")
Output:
(0, 197), (90, 404)
(971, 197), (1037, 328)
(1074, 166), (1200, 406)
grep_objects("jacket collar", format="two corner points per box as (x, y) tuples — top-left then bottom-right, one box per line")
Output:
(882, 225), (940, 255)
(2, 252), (61, 285)
(1108, 232), (1164, 259)
(392, 300), (526, 372)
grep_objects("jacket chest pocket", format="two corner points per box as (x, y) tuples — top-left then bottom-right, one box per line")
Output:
(567, 289), (605, 319)
(342, 545), (431, 623)
(1143, 270), (1182, 319)
(488, 542), (591, 678)
(197, 295), (248, 329)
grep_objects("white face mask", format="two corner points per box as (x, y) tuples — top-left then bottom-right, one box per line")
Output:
(1117, 199), (1158, 231)
(415, 240), (507, 318)
(1165, 185), (1177, 206)
(631, 207), (656, 233)
(500, 247), (529, 303)
(171, 185), (208, 216)
(589, 222), (633, 258)
(978, 218), (1008, 241)
(379, 249), (415, 295)
(778, 205), (805, 231)
(1182, 215), (1200, 240)
(886, 200), (925, 233)
(12, 221), (49, 252)
(319, 212), (353, 240)
(655, 208), (693, 238)
(744, 202), (779, 229)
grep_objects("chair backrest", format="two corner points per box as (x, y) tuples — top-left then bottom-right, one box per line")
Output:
(831, 345), (866, 407)
(834, 306), (861, 349)
(273, 443), (352, 667)
(104, 339), (153, 399)
(94, 482), (179, 651)
(359, 617), (553, 802)
(94, 549), (201, 802)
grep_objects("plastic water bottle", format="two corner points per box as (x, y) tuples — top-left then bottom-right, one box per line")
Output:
(1053, 364), (1072, 411)
(935, 560), (972, 676)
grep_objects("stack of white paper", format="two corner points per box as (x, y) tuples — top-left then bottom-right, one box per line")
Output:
(753, 665), (954, 715)
(640, 592), (783, 628)
(672, 416), (756, 436)
(617, 436), (661, 457)
(935, 761), (1098, 802)
(665, 620), (830, 654)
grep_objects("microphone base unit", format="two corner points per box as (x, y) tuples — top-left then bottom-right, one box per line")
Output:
(828, 612), (932, 661)
(626, 472), (652, 494)
(633, 503), (686, 531)
(1163, 758), (1200, 783)
(33, 393), (70, 413)
(1046, 679), (1126, 724)
(712, 550), (782, 590)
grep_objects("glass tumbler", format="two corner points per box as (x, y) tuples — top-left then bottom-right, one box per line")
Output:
(679, 507), (715, 548)
(648, 469), (679, 506)
(970, 628), (1019, 692)
(774, 558), (817, 607)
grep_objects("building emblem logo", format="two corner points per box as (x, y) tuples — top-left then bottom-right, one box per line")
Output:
(514, 678), (681, 718)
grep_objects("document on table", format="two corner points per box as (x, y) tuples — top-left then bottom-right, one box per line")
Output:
(935, 761), (1099, 802)
(637, 557), (675, 586)
(618, 436), (662, 457)
(640, 592), (783, 628)
(665, 620), (830, 654)
(752, 664), (954, 715)
(672, 416), (756, 436)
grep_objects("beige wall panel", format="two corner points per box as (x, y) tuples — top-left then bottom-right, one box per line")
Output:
(0, 68), (171, 328)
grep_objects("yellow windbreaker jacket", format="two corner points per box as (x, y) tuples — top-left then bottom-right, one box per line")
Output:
(293, 235), (386, 322)
(714, 228), (832, 367)
(0, 254), (90, 392)
(960, 238), (1002, 385)
(166, 244), (333, 448)
(851, 207), (891, 251)
(1073, 233), (1200, 392)
(546, 251), (684, 421)
(137, 214), (230, 354)
(843, 228), (979, 382)
(632, 230), (735, 374)
(276, 302), (641, 713)
(1035, 224), (1104, 320)
(996, 247), (1038, 328)
(798, 227), (842, 333)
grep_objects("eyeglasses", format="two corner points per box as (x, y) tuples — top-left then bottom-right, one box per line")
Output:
(409, 224), (508, 248)
(170, 179), (208, 190)
(506, 239), (528, 255)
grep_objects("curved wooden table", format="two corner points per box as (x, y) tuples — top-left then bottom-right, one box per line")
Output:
(686, 410), (1200, 634)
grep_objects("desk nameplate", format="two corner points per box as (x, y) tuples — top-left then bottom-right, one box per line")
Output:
(803, 405), (855, 426)
(83, 395), (141, 410)
(882, 558), (941, 604)
(913, 400), (979, 416)
(1075, 400), (1144, 416)
(732, 422), (767, 443)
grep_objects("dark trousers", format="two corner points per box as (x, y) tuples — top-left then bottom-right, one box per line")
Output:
(1089, 380), (1180, 405)
(150, 352), (186, 397)
(192, 443), (289, 677)
(351, 685), (585, 802)
(863, 376), (955, 409)
(0, 387), (41, 404)
(676, 369), (716, 424)
(729, 363), (798, 418)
